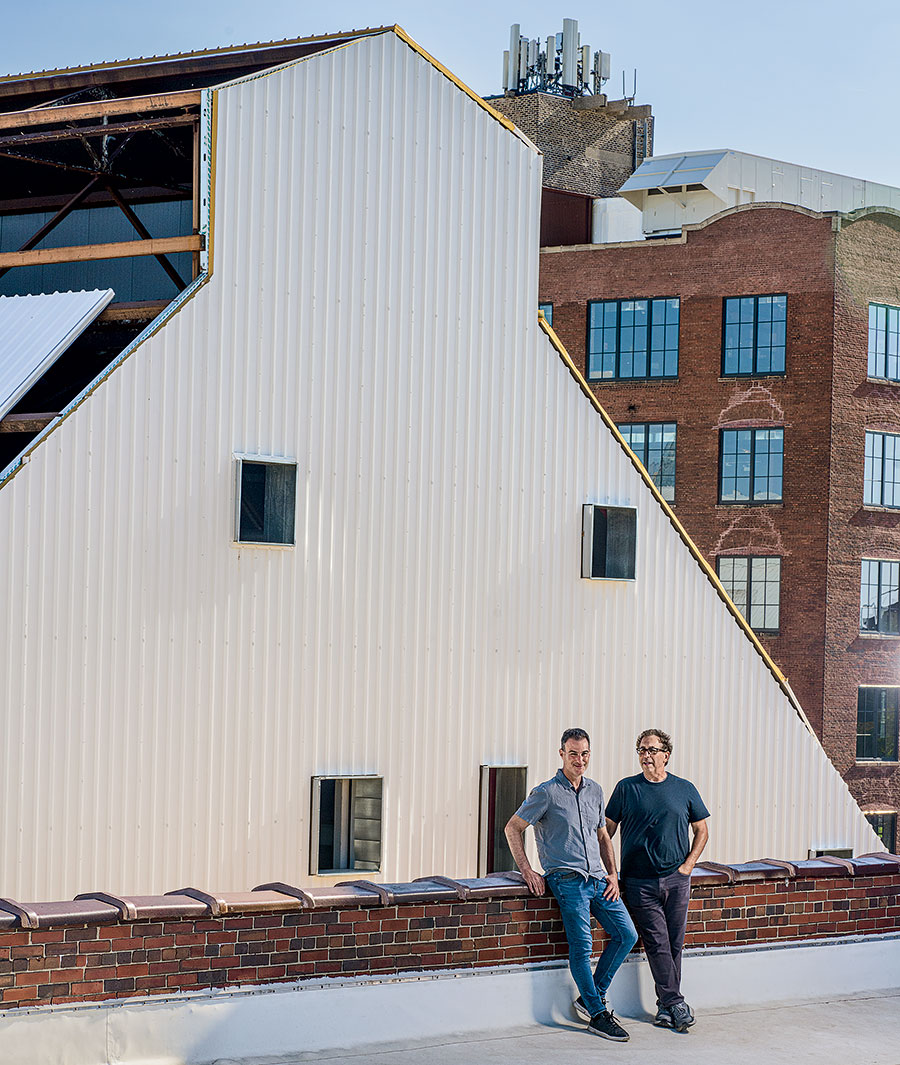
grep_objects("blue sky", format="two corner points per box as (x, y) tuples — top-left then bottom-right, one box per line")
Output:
(2, 0), (898, 186)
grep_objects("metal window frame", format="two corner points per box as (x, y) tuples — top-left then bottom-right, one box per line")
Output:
(856, 686), (900, 763)
(864, 811), (898, 852)
(716, 554), (782, 634)
(865, 431), (900, 509)
(309, 774), (384, 876)
(859, 558), (900, 634)
(718, 427), (784, 504)
(586, 297), (679, 382)
(233, 452), (298, 546)
(721, 293), (788, 377)
(868, 302), (900, 382)
(477, 765), (528, 876)
(581, 503), (638, 580)
(617, 421), (677, 502)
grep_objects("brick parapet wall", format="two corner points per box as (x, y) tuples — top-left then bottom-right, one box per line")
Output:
(0, 856), (897, 1011)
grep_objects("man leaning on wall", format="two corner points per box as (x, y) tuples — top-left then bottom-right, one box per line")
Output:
(606, 728), (710, 1034)
(505, 727), (638, 1042)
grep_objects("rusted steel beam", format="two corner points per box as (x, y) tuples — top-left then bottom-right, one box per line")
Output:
(0, 234), (201, 268)
(0, 90), (201, 131)
(0, 113), (196, 149)
(0, 413), (57, 433)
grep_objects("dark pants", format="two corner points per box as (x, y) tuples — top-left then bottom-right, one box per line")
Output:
(623, 870), (691, 1009)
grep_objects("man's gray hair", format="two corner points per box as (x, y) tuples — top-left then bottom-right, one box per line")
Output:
(636, 728), (672, 754)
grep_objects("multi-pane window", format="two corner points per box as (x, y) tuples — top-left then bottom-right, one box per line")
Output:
(860, 559), (900, 634)
(719, 428), (783, 503)
(478, 766), (527, 875)
(856, 687), (900, 762)
(868, 303), (900, 381)
(722, 295), (787, 375)
(864, 431), (900, 508)
(618, 422), (676, 502)
(587, 298), (679, 380)
(716, 556), (781, 632)
(311, 776), (383, 873)
(235, 456), (297, 544)
(865, 812), (897, 852)
(539, 302), (554, 325)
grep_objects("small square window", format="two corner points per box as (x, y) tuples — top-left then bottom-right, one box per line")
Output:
(582, 504), (636, 580)
(310, 776), (383, 874)
(860, 559), (900, 633)
(618, 422), (676, 502)
(478, 765), (527, 875)
(717, 555), (781, 632)
(539, 302), (554, 325)
(235, 456), (297, 545)
(719, 428), (783, 503)
(868, 303), (900, 382)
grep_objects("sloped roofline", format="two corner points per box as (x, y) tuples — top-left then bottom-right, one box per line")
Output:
(537, 312), (813, 730)
(0, 28), (390, 83)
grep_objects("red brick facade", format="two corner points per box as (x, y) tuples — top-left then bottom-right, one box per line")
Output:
(540, 205), (900, 843)
(0, 858), (897, 1010)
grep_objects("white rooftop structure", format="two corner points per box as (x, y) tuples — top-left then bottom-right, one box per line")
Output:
(618, 149), (900, 236)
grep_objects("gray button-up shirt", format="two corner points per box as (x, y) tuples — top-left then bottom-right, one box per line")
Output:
(515, 769), (608, 879)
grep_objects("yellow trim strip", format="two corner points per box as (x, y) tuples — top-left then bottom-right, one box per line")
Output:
(536, 311), (812, 729)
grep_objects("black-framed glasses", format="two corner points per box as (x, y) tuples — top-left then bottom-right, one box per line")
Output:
(636, 746), (665, 755)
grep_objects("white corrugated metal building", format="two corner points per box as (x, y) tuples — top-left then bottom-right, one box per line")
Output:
(0, 28), (880, 901)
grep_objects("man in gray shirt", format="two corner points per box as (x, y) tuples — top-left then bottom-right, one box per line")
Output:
(505, 728), (638, 1042)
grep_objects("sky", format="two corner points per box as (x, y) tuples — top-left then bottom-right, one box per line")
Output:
(2, 0), (899, 186)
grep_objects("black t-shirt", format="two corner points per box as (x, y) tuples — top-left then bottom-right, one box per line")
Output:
(606, 772), (710, 879)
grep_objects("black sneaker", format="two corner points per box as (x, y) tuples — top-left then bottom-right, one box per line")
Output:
(669, 1001), (694, 1033)
(587, 1010), (630, 1042)
(574, 996), (592, 1022)
(653, 1006), (674, 1027)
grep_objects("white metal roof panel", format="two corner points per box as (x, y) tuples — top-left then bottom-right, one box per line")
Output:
(619, 151), (728, 192)
(0, 289), (114, 418)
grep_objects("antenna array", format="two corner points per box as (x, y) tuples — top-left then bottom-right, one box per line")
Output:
(502, 18), (610, 98)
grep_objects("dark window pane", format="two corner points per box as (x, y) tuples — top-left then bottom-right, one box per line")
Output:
(238, 460), (297, 544)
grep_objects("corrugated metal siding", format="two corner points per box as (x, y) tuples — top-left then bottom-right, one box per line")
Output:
(0, 288), (113, 418)
(0, 32), (877, 901)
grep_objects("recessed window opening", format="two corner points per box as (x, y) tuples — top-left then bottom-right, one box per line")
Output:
(478, 766), (527, 875)
(860, 559), (900, 634)
(539, 302), (554, 325)
(868, 303), (900, 382)
(865, 812), (897, 852)
(586, 297), (679, 381)
(311, 775), (383, 874)
(856, 687), (899, 762)
(618, 422), (676, 502)
(719, 428), (783, 503)
(864, 431), (900, 508)
(235, 455), (297, 545)
(717, 555), (781, 632)
(582, 504), (637, 580)
(722, 295), (786, 376)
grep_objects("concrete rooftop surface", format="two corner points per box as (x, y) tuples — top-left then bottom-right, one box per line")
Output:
(256, 988), (900, 1065)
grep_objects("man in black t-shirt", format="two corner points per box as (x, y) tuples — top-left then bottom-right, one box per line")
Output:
(605, 728), (709, 1034)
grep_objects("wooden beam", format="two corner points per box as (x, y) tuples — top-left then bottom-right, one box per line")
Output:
(0, 114), (196, 148)
(98, 300), (169, 321)
(0, 234), (201, 268)
(104, 182), (187, 292)
(0, 413), (57, 433)
(0, 90), (201, 130)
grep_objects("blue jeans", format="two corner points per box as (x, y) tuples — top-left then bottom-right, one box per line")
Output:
(546, 871), (638, 1017)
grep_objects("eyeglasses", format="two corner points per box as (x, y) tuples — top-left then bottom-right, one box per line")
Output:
(636, 746), (666, 755)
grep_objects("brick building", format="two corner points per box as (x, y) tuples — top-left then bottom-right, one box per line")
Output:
(540, 199), (900, 851)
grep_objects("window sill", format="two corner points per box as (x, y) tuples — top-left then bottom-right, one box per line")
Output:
(866, 377), (900, 387)
(232, 541), (295, 550)
(857, 631), (900, 640)
(588, 376), (680, 386)
(719, 372), (786, 381)
(855, 760), (900, 767)
(861, 505), (900, 514)
(716, 502), (784, 509)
